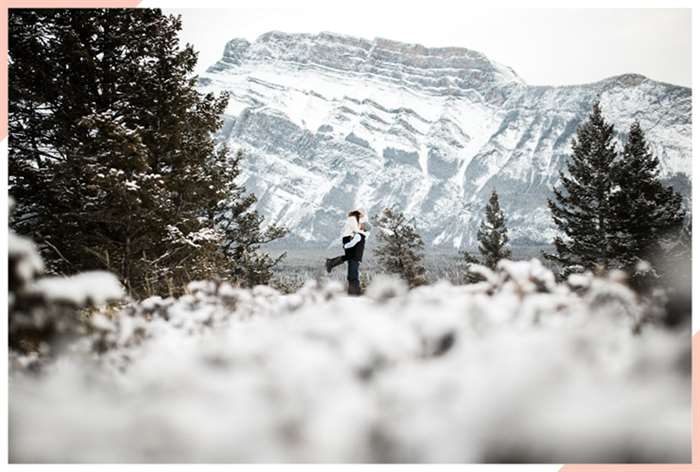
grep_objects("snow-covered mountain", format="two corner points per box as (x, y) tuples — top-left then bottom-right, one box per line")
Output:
(197, 31), (692, 248)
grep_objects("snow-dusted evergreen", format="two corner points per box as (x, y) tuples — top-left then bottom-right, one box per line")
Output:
(372, 208), (428, 287)
(215, 149), (288, 287)
(197, 31), (691, 248)
(548, 103), (686, 278)
(548, 102), (619, 273)
(461, 251), (484, 284)
(477, 190), (512, 269)
(8, 10), (284, 296)
(610, 121), (686, 277)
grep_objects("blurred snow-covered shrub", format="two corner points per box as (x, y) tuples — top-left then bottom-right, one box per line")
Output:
(9, 259), (690, 463)
(366, 275), (408, 303)
(9, 201), (124, 357)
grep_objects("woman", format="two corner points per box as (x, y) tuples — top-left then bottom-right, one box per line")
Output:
(325, 209), (370, 295)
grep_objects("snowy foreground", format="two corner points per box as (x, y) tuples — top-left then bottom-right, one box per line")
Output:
(9, 260), (690, 463)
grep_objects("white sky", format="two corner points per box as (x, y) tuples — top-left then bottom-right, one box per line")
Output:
(165, 7), (691, 87)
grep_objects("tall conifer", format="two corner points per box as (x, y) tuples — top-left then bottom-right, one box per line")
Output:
(547, 102), (618, 273)
(9, 9), (284, 295)
(477, 190), (511, 269)
(610, 121), (685, 273)
(373, 208), (427, 288)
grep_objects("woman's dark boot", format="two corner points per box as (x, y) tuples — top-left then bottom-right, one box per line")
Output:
(325, 256), (344, 274)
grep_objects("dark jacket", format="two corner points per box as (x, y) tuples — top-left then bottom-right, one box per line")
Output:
(342, 232), (366, 262)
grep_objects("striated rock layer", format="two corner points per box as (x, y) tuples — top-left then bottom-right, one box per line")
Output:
(198, 31), (691, 248)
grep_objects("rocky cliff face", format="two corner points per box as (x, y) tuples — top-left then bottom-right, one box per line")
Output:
(198, 31), (692, 248)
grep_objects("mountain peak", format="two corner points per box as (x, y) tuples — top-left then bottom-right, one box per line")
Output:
(598, 73), (649, 88)
(199, 32), (690, 248)
(213, 31), (524, 94)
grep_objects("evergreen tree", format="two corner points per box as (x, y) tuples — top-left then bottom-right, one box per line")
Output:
(372, 208), (427, 288)
(9, 9), (284, 295)
(461, 250), (484, 284)
(477, 190), (511, 269)
(216, 150), (287, 287)
(547, 102), (618, 274)
(609, 121), (685, 273)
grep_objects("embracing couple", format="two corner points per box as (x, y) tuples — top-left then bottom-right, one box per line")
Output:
(325, 209), (371, 296)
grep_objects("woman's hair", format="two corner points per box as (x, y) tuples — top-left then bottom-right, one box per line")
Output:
(348, 210), (361, 223)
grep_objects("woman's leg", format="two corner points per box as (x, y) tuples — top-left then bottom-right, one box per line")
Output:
(325, 255), (346, 273)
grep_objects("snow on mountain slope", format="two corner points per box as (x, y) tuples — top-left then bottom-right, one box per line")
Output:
(197, 31), (692, 248)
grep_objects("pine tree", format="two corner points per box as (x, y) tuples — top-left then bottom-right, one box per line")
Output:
(8, 9), (284, 295)
(372, 208), (427, 288)
(477, 190), (511, 269)
(547, 102), (618, 274)
(609, 121), (685, 273)
(216, 150), (287, 287)
(461, 251), (484, 284)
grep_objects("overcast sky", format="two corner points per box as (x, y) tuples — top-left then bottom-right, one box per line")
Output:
(165, 8), (691, 87)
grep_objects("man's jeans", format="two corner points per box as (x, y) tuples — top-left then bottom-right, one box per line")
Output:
(347, 260), (360, 282)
